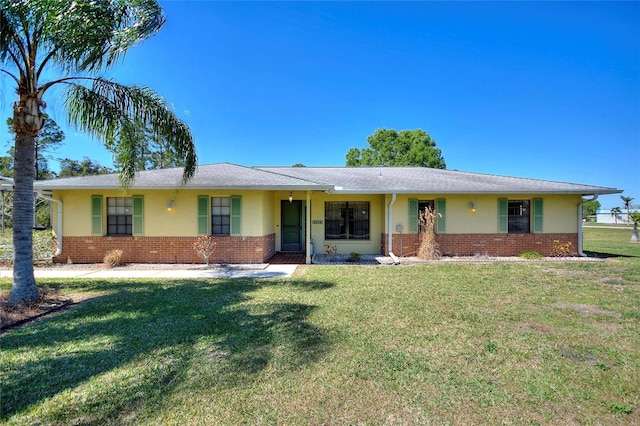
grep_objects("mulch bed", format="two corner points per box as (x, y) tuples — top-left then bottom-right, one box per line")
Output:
(0, 289), (74, 333)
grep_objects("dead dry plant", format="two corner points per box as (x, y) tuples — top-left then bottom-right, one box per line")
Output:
(417, 206), (441, 260)
(193, 235), (217, 266)
(103, 249), (124, 268)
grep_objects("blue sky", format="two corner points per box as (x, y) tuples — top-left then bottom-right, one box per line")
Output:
(1, 1), (639, 209)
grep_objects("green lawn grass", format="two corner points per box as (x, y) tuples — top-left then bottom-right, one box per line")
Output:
(1, 228), (639, 425)
(583, 226), (640, 258)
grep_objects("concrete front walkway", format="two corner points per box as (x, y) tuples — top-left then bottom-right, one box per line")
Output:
(0, 264), (298, 279)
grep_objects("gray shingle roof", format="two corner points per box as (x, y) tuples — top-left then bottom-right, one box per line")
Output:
(34, 162), (621, 195)
(257, 166), (621, 195)
(35, 163), (330, 191)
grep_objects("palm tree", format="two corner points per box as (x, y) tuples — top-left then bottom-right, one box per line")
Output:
(630, 212), (640, 243)
(610, 207), (622, 224)
(620, 196), (634, 224)
(1, 0), (197, 303)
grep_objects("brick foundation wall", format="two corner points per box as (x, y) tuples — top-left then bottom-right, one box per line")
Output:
(381, 233), (580, 257)
(56, 234), (276, 264)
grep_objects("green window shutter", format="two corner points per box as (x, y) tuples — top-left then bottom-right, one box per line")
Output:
(436, 198), (446, 233)
(230, 195), (242, 236)
(498, 198), (508, 233)
(132, 195), (144, 236)
(197, 195), (209, 235)
(533, 198), (543, 233)
(408, 198), (419, 233)
(91, 195), (103, 236)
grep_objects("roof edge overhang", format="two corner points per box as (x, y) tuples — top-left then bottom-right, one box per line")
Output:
(34, 186), (622, 196)
(330, 189), (624, 196)
(35, 184), (335, 191)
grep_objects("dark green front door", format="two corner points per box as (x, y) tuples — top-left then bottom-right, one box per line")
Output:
(281, 200), (302, 251)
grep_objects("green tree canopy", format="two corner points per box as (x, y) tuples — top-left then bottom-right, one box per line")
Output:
(59, 157), (113, 177)
(1, 0), (197, 303)
(582, 199), (601, 218)
(345, 129), (446, 168)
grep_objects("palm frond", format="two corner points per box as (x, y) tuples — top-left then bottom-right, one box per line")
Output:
(2, 0), (164, 76)
(0, 4), (13, 62)
(65, 78), (196, 187)
(0, 2), (27, 76)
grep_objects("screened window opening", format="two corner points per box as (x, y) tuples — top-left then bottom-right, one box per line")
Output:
(212, 197), (230, 236)
(325, 201), (370, 240)
(508, 200), (530, 234)
(107, 197), (132, 235)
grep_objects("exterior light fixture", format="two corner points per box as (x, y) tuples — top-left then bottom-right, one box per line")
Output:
(470, 202), (476, 213)
(289, 192), (293, 203)
(167, 200), (174, 211)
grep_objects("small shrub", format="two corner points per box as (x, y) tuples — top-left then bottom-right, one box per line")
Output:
(193, 235), (217, 266)
(324, 244), (337, 258)
(551, 240), (572, 257)
(347, 252), (361, 262)
(520, 251), (543, 259)
(103, 249), (124, 268)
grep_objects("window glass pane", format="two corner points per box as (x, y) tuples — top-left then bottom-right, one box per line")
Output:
(325, 201), (369, 240)
(325, 202), (346, 239)
(211, 197), (230, 236)
(106, 197), (133, 236)
(348, 202), (369, 239)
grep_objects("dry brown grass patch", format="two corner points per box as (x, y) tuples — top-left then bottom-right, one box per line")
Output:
(551, 302), (619, 317)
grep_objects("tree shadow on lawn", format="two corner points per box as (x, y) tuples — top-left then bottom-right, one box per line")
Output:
(583, 250), (640, 259)
(1, 277), (333, 423)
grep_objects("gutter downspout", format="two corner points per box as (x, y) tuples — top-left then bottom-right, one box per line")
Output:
(388, 193), (400, 265)
(36, 191), (63, 257)
(578, 195), (597, 257)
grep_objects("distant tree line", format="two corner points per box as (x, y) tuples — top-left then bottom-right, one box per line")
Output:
(1, 115), (189, 229)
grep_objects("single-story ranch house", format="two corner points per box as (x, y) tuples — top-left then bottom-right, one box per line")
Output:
(33, 163), (621, 264)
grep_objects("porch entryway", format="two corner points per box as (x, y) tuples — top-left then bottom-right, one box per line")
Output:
(268, 252), (306, 264)
(281, 200), (304, 251)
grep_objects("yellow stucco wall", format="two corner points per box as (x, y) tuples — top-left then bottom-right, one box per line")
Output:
(52, 189), (276, 237)
(386, 194), (581, 235)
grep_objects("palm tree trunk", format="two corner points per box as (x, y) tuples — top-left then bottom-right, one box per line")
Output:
(9, 95), (41, 303)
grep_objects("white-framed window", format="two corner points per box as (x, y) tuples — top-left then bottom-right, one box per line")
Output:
(107, 197), (132, 235)
(211, 197), (230, 236)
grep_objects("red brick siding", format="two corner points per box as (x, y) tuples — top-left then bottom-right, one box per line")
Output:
(56, 234), (276, 264)
(381, 233), (579, 257)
